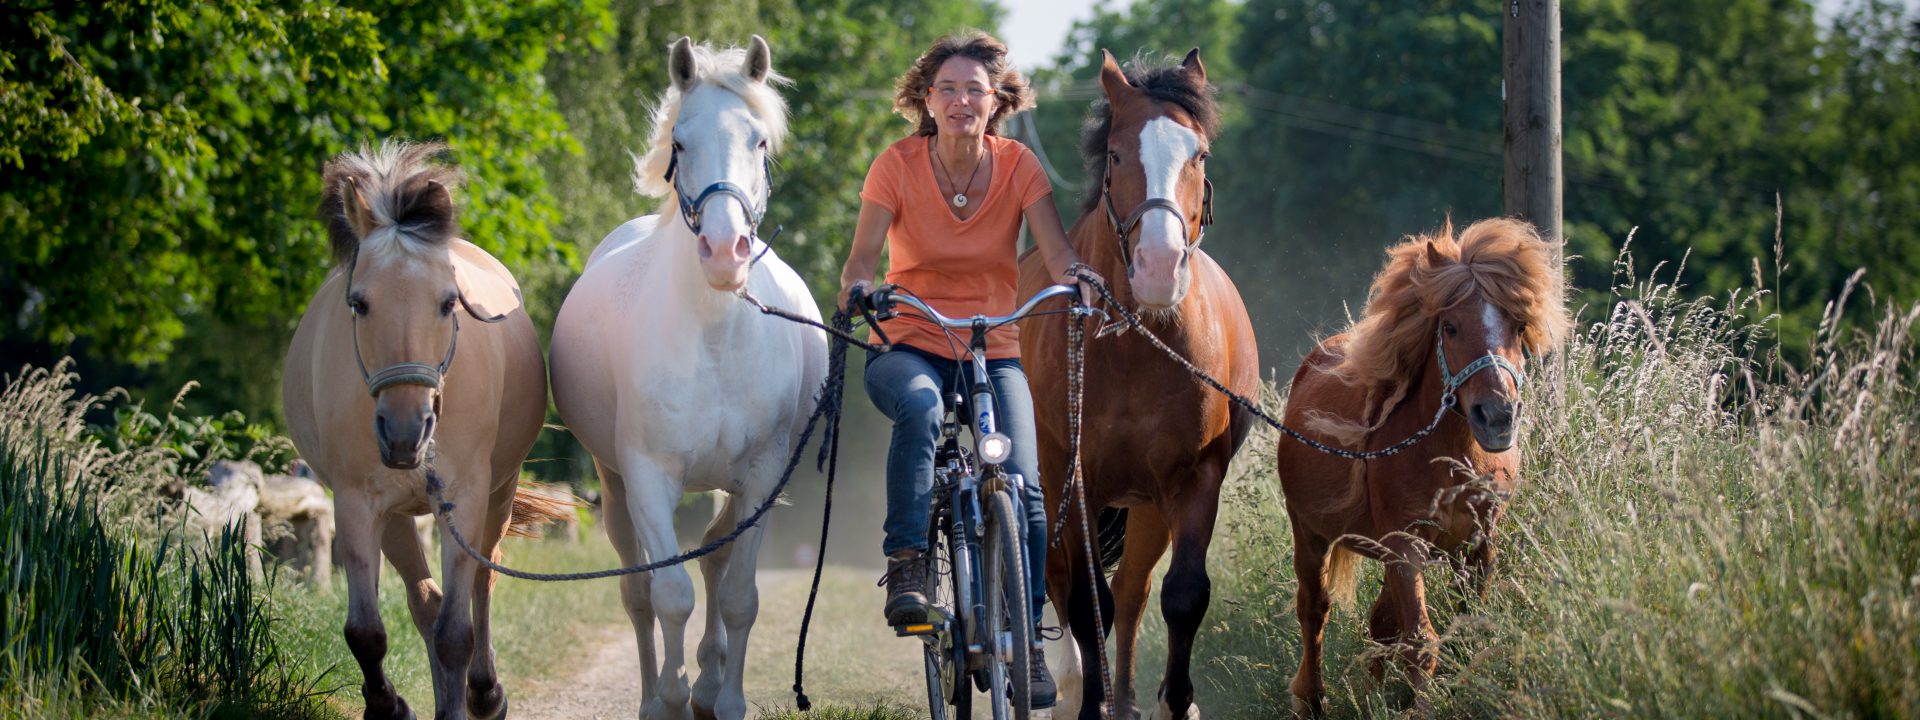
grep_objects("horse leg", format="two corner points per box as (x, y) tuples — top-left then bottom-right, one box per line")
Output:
(710, 464), (775, 720)
(462, 476), (517, 720)
(1043, 487), (1086, 720)
(1110, 506), (1170, 719)
(598, 461), (659, 705)
(691, 492), (734, 720)
(1378, 533), (1439, 705)
(380, 514), (444, 686)
(1059, 510), (1115, 720)
(1366, 576), (1399, 681)
(430, 462), (496, 720)
(1154, 476), (1223, 720)
(1289, 531), (1331, 720)
(621, 451), (696, 720)
(338, 498), (414, 720)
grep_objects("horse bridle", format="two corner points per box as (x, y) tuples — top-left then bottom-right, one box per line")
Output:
(343, 248), (459, 400)
(664, 144), (775, 240)
(1433, 323), (1526, 412)
(1101, 152), (1214, 278)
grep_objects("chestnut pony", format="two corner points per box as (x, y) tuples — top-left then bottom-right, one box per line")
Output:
(1276, 218), (1568, 716)
(1020, 49), (1258, 720)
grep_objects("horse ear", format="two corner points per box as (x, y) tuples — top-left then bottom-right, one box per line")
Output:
(745, 34), (772, 83)
(1181, 47), (1207, 84)
(1425, 239), (1447, 268)
(670, 36), (697, 92)
(449, 239), (523, 323)
(1098, 49), (1130, 103)
(342, 177), (377, 240)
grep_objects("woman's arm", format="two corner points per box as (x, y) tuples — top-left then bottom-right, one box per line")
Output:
(838, 199), (894, 309)
(1024, 195), (1102, 304)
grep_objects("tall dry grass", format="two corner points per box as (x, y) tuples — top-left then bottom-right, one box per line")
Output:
(1193, 261), (1919, 717)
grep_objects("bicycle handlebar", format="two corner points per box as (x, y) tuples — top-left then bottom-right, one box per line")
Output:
(862, 283), (1093, 330)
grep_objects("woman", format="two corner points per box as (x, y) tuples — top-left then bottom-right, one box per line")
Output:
(838, 31), (1097, 711)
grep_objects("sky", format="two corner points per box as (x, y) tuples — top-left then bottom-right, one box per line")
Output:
(1000, 0), (1102, 70)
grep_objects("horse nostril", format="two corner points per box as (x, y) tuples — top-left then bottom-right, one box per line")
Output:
(1470, 403), (1490, 428)
(734, 235), (750, 257)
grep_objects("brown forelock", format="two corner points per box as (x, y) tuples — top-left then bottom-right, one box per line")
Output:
(1077, 55), (1220, 216)
(319, 141), (464, 267)
(1331, 218), (1569, 393)
(892, 30), (1035, 137)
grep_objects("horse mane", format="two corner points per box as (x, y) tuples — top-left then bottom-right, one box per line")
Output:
(1327, 217), (1571, 408)
(632, 42), (791, 198)
(320, 140), (463, 267)
(1076, 53), (1220, 216)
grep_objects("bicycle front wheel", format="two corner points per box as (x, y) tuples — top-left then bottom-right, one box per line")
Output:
(982, 486), (1033, 720)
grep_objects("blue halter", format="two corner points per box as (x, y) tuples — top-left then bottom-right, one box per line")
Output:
(1433, 323), (1526, 410)
(664, 147), (773, 237)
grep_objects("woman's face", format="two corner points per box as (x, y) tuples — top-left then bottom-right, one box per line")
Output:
(927, 56), (997, 139)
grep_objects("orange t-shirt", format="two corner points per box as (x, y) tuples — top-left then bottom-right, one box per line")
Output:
(859, 134), (1053, 359)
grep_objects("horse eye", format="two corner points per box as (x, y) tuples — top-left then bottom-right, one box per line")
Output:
(758, 139), (769, 151)
(672, 140), (685, 153)
(1515, 322), (1528, 338)
(1443, 321), (1458, 337)
(442, 297), (458, 316)
(1196, 151), (1210, 163)
(349, 298), (368, 316)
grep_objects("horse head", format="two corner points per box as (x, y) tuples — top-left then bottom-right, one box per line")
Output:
(321, 141), (520, 469)
(1090, 48), (1217, 312)
(1420, 220), (1568, 452)
(637, 35), (788, 293)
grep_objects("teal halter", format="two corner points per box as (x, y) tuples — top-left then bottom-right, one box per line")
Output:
(1433, 323), (1525, 410)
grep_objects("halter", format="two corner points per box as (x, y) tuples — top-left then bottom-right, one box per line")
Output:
(344, 248), (459, 398)
(1433, 323), (1526, 411)
(1101, 159), (1213, 278)
(664, 145), (774, 239)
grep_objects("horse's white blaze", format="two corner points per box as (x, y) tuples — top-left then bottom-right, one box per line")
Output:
(1135, 116), (1200, 259)
(550, 40), (822, 720)
(1481, 300), (1506, 351)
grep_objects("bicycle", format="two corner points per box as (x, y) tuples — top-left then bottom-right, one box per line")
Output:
(848, 282), (1096, 720)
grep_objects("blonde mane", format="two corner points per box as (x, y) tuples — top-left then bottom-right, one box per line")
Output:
(631, 42), (791, 199)
(1326, 218), (1571, 416)
(320, 140), (463, 266)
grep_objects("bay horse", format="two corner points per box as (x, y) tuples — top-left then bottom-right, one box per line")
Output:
(1019, 49), (1259, 720)
(1276, 218), (1568, 717)
(548, 36), (826, 720)
(284, 140), (566, 720)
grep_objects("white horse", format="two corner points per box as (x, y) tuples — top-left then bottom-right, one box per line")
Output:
(549, 36), (826, 720)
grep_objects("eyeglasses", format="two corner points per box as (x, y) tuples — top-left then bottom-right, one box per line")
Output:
(933, 86), (991, 101)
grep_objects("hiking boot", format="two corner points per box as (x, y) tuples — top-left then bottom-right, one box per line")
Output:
(1029, 641), (1057, 709)
(881, 555), (929, 625)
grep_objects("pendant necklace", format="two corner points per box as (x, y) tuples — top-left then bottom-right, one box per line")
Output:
(931, 137), (986, 208)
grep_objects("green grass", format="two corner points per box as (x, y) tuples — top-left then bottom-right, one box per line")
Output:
(1171, 275), (1920, 717)
(0, 365), (333, 720)
(270, 537), (628, 715)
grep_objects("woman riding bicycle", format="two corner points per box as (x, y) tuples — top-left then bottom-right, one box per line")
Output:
(837, 31), (1100, 711)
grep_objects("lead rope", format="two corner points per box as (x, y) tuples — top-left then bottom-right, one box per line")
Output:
(792, 308), (855, 711)
(1064, 291), (1116, 714)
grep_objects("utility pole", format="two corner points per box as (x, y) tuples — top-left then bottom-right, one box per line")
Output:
(1503, 0), (1563, 266)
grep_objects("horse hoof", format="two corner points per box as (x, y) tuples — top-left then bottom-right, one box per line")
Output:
(1290, 694), (1322, 720)
(1152, 697), (1199, 720)
(366, 694), (415, 720)
(691, 701), (717, 720)
(468, 683), (507, 720)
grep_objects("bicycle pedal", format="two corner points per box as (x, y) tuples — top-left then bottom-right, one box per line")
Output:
(894, 620), (941, 637)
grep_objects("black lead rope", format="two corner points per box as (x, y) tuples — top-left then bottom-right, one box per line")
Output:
(791, 308), (855, 712)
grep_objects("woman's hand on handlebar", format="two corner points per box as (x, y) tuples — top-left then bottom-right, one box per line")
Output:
(1060, 264), (1104, 308)
(839, 279), (874, 312)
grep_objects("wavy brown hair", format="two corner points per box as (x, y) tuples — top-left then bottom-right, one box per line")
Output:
(892, 31), (1034, 137)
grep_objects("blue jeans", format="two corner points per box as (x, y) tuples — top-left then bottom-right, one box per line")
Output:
(865, 346), (1048, 625)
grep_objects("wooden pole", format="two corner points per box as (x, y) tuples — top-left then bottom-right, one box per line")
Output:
(1503, 0), (1563, 264)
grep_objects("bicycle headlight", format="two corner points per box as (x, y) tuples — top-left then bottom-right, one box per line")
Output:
(980, 432), (1013, 464)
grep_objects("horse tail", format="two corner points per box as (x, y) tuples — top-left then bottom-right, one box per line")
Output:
(1096, 507), (1129, 574)
(1322, 543), (1361, 609)
(506, 480), (583, 539)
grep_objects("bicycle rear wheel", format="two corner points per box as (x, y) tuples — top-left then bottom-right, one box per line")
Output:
(982, 486), (1033, 720)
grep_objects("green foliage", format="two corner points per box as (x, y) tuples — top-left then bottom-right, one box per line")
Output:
(96, 384), (297, 484)
(0, 377), (333, 718)
(0, 0), (611, 421)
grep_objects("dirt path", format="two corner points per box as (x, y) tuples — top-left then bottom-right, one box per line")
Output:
(516, 567), (930, 719)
